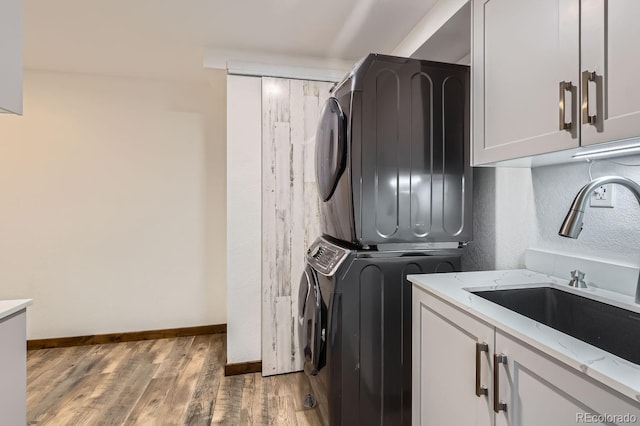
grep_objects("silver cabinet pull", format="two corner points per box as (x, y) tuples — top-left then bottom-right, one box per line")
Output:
(582, 71), (595, 125)
(582, 70), (604, 132)
(475, 342), (489, 397)
(559, 81), (575, 132)
(493, 353), (508, 413)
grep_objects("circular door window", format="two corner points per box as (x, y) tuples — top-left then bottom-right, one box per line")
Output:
(315, 97), (346, 202)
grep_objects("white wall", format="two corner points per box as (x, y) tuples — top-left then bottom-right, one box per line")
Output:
(0, 70), (227, 339)
(226, 75), (262, 364)
(393, 0), (468, 58)
(465, 156), (640, 275)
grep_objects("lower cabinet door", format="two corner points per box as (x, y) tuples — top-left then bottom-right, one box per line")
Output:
(495, 330), (640, 426)
(412, 288), (494, 426)
(0, 310), (27, 426)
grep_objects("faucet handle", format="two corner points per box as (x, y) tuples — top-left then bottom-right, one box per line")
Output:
(570, 269), (584, 279)
(570, 269), (587, 288)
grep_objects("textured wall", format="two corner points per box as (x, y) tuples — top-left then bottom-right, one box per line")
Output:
(531, 157), (640, 265)
(462, 167), (496, 271)
(465, 155), (640, 273)
(464, 167), (536, 271)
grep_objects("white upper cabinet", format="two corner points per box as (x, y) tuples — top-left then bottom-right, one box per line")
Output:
(473, 0), (640, 165)
(0, 0), (23, 115)
(580, 0), (640, 146)
(472, 0), (580, 165)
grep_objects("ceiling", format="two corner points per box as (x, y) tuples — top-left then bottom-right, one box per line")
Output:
(24, 0), (440, 80)
(411, 3), (470, 64)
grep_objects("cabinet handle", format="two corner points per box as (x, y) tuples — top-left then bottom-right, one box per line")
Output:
(582, 70), (604, 132)
(559, 81), (574, 132)
(493, 353), (507, 413)
(475, 342), (489, 397)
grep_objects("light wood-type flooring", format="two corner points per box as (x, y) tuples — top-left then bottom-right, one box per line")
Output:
(27, 334), (323, 425)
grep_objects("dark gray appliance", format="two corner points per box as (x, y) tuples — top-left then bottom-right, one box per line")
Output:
(301, 53), (471, 425)
(299, 237), (460, 425)
(316, 54), (471, 248)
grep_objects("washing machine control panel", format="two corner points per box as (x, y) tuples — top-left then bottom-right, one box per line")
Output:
(307, 239), (350, 277)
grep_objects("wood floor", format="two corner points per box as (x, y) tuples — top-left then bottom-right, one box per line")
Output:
(27, 334), (324, 425)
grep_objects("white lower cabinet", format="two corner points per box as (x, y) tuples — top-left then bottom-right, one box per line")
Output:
(0, 310), (27, 425)
(413, 288), (493, 426)
(413, 287), (640, 426)
(495, 330), (640, 426)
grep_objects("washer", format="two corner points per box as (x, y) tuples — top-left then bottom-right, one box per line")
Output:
(299, 237), (461, 425)
(299, 238), (350, 425)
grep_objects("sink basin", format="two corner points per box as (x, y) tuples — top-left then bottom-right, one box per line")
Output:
(471, 287), (640, 365)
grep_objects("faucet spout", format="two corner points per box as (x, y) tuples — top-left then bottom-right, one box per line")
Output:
(557, 175), (640, 303)
(558, 176), (640, 239)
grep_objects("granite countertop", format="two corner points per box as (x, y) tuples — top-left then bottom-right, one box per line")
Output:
(408, 269), (640, 403)
(0, 299), (32, 321)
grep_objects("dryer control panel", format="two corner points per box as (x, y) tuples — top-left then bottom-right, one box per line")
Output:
(307, 238), (351, 277)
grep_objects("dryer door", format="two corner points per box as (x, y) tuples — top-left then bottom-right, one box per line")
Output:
(315, 97), (347, 202)
(298, 265), (327, 376)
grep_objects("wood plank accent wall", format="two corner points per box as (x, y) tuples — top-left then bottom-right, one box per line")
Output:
(261, 77), (332, 376)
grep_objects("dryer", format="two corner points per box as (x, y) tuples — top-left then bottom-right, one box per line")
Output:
(315, 54), (472, 249)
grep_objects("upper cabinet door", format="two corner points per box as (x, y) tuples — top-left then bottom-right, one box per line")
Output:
(581, 0), (640, 146)
(0, 0), (22, 114)
(473, 0), (580, 165)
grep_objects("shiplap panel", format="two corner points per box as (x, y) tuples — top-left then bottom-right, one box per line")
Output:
(262, 77), (332, 376)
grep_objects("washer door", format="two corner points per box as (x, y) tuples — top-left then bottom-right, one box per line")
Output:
(298, 265), (326, 376)
(315, 97), (347, 202)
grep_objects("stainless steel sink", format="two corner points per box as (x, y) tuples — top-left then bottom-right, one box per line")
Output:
(471, 287), (640, 365)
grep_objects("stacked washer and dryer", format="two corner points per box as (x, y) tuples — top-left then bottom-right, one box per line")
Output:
(298, 54), (471, 425)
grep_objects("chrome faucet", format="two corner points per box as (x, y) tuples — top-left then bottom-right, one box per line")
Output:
(558, 175), (640, 302)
